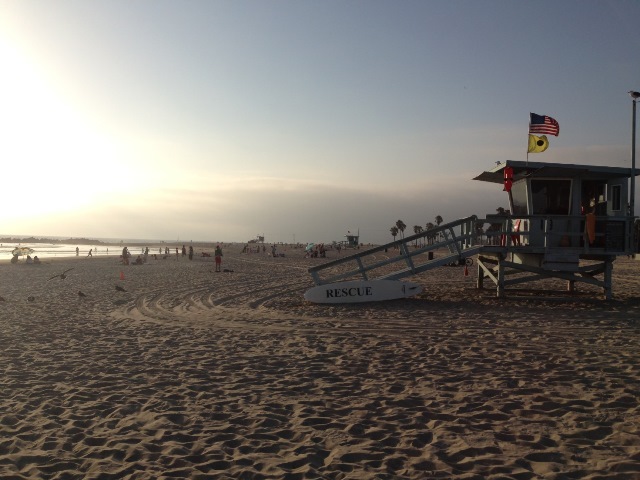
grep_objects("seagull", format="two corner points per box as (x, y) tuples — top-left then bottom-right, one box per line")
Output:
(78, 291), (87, 298)
(48, 268), (75, 281)
(629, 91), (640, 99)
(115, 285), (127, 292)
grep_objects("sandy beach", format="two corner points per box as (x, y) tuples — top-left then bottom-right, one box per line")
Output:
(1, 245), (639, 479)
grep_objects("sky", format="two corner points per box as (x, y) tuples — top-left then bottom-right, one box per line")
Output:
(1, 0), (640, 245)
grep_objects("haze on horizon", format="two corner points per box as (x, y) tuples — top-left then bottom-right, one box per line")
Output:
(1, 1), (639, 245)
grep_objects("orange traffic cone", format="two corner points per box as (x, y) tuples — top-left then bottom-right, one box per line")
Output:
(120, 271), (125, 280)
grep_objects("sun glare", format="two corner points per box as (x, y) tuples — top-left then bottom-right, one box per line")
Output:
(0, 38), (136, 225)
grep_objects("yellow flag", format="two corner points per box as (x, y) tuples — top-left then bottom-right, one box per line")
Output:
(528, 134), (549, 153)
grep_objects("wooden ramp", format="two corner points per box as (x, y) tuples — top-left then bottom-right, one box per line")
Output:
(309, 216), (480, 285)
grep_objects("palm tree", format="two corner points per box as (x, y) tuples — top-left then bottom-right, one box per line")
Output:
(395, 219), (406, 239)
(424, 222), (434, 245)
(390, 226), (399, 242)
(434, 215), (444, 242)
(413, 225), (423, 247)
(475, 219), (485, 237)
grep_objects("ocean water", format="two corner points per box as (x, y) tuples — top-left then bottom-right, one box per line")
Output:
(0, 243), (119, 260)
(0, 242), (177, 260)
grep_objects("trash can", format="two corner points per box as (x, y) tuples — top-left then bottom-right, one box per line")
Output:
(428, 252), (434, 260)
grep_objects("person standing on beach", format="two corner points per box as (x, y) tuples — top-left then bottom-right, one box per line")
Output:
(188, 245), (194, 260)
(122, 246), (129, 265)
(182, 245), (186, 257)
(87, 248), (93, 258)
(76, 247), (79, 256)
(214, 244), (223, 272)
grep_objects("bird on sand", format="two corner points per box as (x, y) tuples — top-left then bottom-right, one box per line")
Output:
(48, 268), (75, 281)
(115, 285), (127, 292)
(78, 291), (87, 298)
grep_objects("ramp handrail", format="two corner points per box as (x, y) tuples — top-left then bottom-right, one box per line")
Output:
(309, 215), (479, 285)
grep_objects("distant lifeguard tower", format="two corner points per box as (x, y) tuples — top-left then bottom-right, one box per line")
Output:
(345, 230), (359, 248)
(308, 160), (637, 300)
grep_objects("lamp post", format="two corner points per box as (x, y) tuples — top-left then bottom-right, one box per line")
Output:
(630, 91), (640, 219)
(629, 91), (640, 252)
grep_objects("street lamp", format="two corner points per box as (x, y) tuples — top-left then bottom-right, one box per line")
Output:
(629, 91), (640, 253)
(629, 91), (640, 220)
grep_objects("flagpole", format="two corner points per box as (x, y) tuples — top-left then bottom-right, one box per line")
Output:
(526, 114), (530, 166)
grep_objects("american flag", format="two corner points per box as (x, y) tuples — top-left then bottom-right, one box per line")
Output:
(529, 113), (559, 136)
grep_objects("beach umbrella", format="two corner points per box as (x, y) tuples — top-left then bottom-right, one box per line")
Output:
(11, 247), (34, 257)
(305, 243), (315, 252)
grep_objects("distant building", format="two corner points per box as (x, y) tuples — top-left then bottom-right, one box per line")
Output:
(345, 230), (359, 248)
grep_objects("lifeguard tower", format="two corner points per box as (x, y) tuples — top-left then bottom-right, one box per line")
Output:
(473, 160), (637, 299)
(345, 231), (360, 248)
(307, 160), (637, 300)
